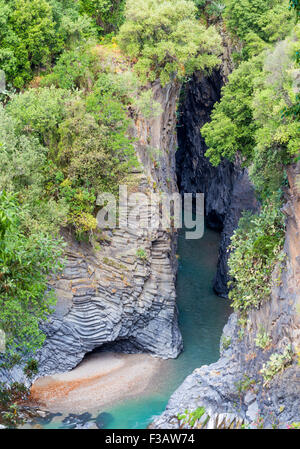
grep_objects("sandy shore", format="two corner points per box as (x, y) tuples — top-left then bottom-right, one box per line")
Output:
(30, 352), (162, 413)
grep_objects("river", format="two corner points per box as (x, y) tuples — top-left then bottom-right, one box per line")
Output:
(28, 226), (232, 429)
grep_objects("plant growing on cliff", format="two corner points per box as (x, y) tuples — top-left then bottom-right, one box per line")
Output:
(221, 335), (232, 350)
(177, 406), (206, 428)
(136, 248), (148, 262)
(260, 345), (294, 386)
(228, 198), (285, 313)
(117, 0), (222, 86)
(255, 327), (271, 350)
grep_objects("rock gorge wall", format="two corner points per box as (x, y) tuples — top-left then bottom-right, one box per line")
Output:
(152, 162), (300, 429)
(36, 81), (183, 377)
(176, 71), (258, 297)
(0, 80), (183, 384)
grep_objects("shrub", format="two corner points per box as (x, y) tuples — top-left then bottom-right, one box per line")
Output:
(221, 335), (232, 350)
(224, 0), (293, 49)
(177, 406), (206, 428)
(23, 359), (38, 378)
(255, 327), (271, 350)
(228, 198), (285, 313)
(260, 346), (293, 386)
(136, 248), (148, 261)
(203, 26), (299, 198)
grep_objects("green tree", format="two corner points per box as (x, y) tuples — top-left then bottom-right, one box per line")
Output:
(0, 0), (96, 88)
(0, 104), (68, 235)
(202, 25), (299, 197)
(0, 0), (59, 88)
(202, 56), (262, 166)
(79, 0), (125, 35)
(118, 0), (221, 86)
(224, 0), (292, 42)
(0, 191), (64, 363)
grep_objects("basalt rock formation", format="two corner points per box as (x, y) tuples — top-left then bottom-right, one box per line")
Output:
(152, 162), (300, 429)
(176, 71), (258, 297)
(0, 81), (183, 384)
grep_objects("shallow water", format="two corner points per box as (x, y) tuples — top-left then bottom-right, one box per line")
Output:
(30, 227), (232, 429)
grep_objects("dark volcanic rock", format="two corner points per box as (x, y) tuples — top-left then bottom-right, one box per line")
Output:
(176, 71), (258, 296)
(213, 169), (259, 297)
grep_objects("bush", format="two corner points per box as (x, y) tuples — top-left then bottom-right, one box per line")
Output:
(260, 346), (293, 386)
(202, 56), (262, 166)
(228, 199), (285, 313)
(255, 327), (271, 350)
(118, 0), (221, 86)
(0, 105), (68, 235)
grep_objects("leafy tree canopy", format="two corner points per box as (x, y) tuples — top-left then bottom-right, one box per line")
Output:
(118, 0), (222, 86)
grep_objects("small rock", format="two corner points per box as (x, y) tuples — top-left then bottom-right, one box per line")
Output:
(244, 391), (256, 406)
(246, 401), (259, 422)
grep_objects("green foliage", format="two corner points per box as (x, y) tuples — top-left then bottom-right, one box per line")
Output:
(136, 248), (148, 261)
(203, 26), (299, 199)
(118, 0), (221, 86)
(202, 56), (262, 166)
(289, 0), (300, 20)
(228, 199), (285, 313)
(221, 335), (232, 350)
(133, 90), (163, 119)
(5, 50), (142, 237)
(0, 104), (68, 235)
(193, 1), (225, 20)
(6, 87), (69, 148)
(255, 327), (271, 350)
(224, 0), (293, 59)
(23, 359), (38, 378)
(0, 0), (58, 88)
(41, 45), (98, 90)
(288, 422), (300, 429)
(260, 346), (293, 386)
(79, 0), (125, 35)
(235, 375), (255, 397)
(0, 192), (64, 362)
(0, 0), (96, 88)
(0, 382), (29, 427)
(177, 407), (206, 428)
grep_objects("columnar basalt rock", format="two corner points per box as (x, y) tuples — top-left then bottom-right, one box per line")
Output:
(0, 81), (183, 383)
(152, 163), (300, 429)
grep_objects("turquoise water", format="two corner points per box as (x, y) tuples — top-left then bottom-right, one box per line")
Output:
(31, 227), (232, 429)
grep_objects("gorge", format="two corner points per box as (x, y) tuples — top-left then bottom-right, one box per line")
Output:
(0, 0), (299, 432)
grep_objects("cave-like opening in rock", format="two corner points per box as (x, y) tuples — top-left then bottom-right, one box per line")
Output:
(175, 70), (236, 296)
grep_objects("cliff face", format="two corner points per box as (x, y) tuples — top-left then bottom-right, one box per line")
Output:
(176, 72), (258, 297)
(0, 81), (183, 384)
(152, 162), (300, 429)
